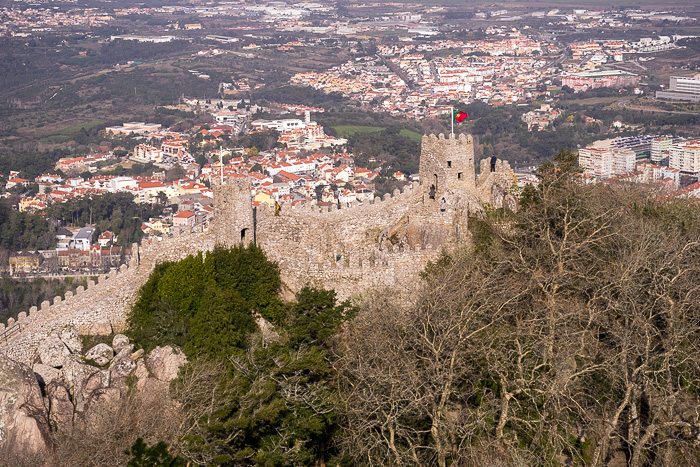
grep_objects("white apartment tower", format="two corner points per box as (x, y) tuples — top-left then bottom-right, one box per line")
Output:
(670, 140), (700, 174)
(650, 136), (672, 163)
(578, 147), (636, 179)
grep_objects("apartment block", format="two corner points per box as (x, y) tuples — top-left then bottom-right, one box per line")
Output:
(650, 136), (673, 163)
(579, 147), (635, 179)
(669, 140), (700, 174)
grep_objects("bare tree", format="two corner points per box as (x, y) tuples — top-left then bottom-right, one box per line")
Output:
(335, 156), (700, 467)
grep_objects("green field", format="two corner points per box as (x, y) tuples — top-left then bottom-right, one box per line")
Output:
(332, 125), (384, 137)
(40, 120), (105, 137)
(399, 129), (423, 142)
(333, 125), (423, 142)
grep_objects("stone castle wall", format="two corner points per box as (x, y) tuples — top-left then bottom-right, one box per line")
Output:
(0, 228), (215, 365)
(0, 132), (518, 365)
(256, 182), (442, 297)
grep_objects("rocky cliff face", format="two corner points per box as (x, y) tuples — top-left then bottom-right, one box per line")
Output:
(0, 327), (187, 464)
(0, 354), (51, 462)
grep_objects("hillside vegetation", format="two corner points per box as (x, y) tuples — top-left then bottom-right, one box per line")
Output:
(52, 154), (700, 466)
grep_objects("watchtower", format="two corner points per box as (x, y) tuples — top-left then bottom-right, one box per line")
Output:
(419, 133), (475, 194)
(212, 176), (255, 246)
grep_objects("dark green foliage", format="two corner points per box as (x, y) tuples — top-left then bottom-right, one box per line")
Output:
(174, 284), (356, 466)
(287, 287), (355, 347)
(128, 244), (281, 357)
(100, 40), (192, 65)
(179, 341), (339, 466)
(0, 199), (55, 251)
(128, 245), (356, 465)
(45, 192), (164, 246)
(234, 130), (280, 153)
(125, 438), (184, 467)
(0, 277), (88, 323)
(0, 149), (66, 181)
(347, 127), (420, 175)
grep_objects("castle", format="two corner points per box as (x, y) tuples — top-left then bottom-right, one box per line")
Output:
(0, 133), (517, 364)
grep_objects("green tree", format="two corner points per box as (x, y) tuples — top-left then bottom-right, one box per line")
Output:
(126, 438), (184, 467)
(128, 245), (283, 355)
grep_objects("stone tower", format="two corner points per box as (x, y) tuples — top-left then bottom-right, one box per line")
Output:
(419, 133), (475, 194)
(212, 176), (255, 246)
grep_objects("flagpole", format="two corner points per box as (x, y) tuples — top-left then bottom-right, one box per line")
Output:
(450, 105), (454, 138)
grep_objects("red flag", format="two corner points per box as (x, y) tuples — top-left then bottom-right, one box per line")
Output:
(453, 109), (468, 123)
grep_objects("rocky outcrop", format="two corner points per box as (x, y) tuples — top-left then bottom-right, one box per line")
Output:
(112, 334), (131, 354)
(0, 354), (51, 461)
(36, 334), (70, 368)
(85, 343), (114, 367)
(33, 363), (61, 387)
(1, 327), (189, 464)
(58, 326), (82, 354)
(145, 346), (187, 382)
(89, 318), (112, 336)
(46, 382), (73, 433)
(110, 348), (137, 378)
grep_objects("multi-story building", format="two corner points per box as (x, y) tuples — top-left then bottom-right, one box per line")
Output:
(579, 147), (613, 178)
(9, 252), (40, 274)
(578, 147), (635, 179)
(650, 136), (673, 163)
(637, 163), (681, 188)
(669, 140), (700, 174)
(561, 70), (639, 92)
(613, 149), (636, 176)
(133, 144), (163, 163)
(656, 75), (700, 102)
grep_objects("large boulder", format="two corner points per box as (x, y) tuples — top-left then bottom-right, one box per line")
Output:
(111, 334), (131, 354)
(145, 346), (187, 382)
(61, 356), (102, 412)
(85, 343), (114, 367)
(58, 326), (82, 354)
(37, 334), (70, 368)
(133, 359), (150, 392)
(109, 348), (136, 378)
(0, 354), (51, 462)
(32, 363), (62, 387)
(45, 382), (74, 434)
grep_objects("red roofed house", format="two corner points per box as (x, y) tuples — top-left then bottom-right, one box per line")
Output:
(173, 210), (196, 226)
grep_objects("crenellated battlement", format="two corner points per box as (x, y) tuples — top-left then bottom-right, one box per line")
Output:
(420, 133), (475, 195)
(267, 182), (419, 220)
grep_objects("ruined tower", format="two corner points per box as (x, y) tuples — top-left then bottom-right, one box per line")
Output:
(419, 133), (475, 194)
(212, 177), (255, 246)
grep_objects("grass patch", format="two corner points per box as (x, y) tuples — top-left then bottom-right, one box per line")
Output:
(40, 119), (105, 137)
(400, 129), (423, 142)
(332, 125), (385, 138)
(332, 125), (422, 142)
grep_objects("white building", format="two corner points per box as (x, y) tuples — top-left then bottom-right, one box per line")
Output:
(650, 137), (673, 163)
(579, 147), (635, 179)
(251, 118), (306, 132)
(73, 227), (95, 251)
(109, 177), (138, 193)
(670, 140), (700, 174)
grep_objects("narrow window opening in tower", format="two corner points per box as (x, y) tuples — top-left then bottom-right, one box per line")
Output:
(447, 161), (452, 168)
(241, 228), (248, 241)
(458, 172), (463, 180)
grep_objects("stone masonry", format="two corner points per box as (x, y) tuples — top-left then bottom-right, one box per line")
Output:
(0, 133), (516, 365)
